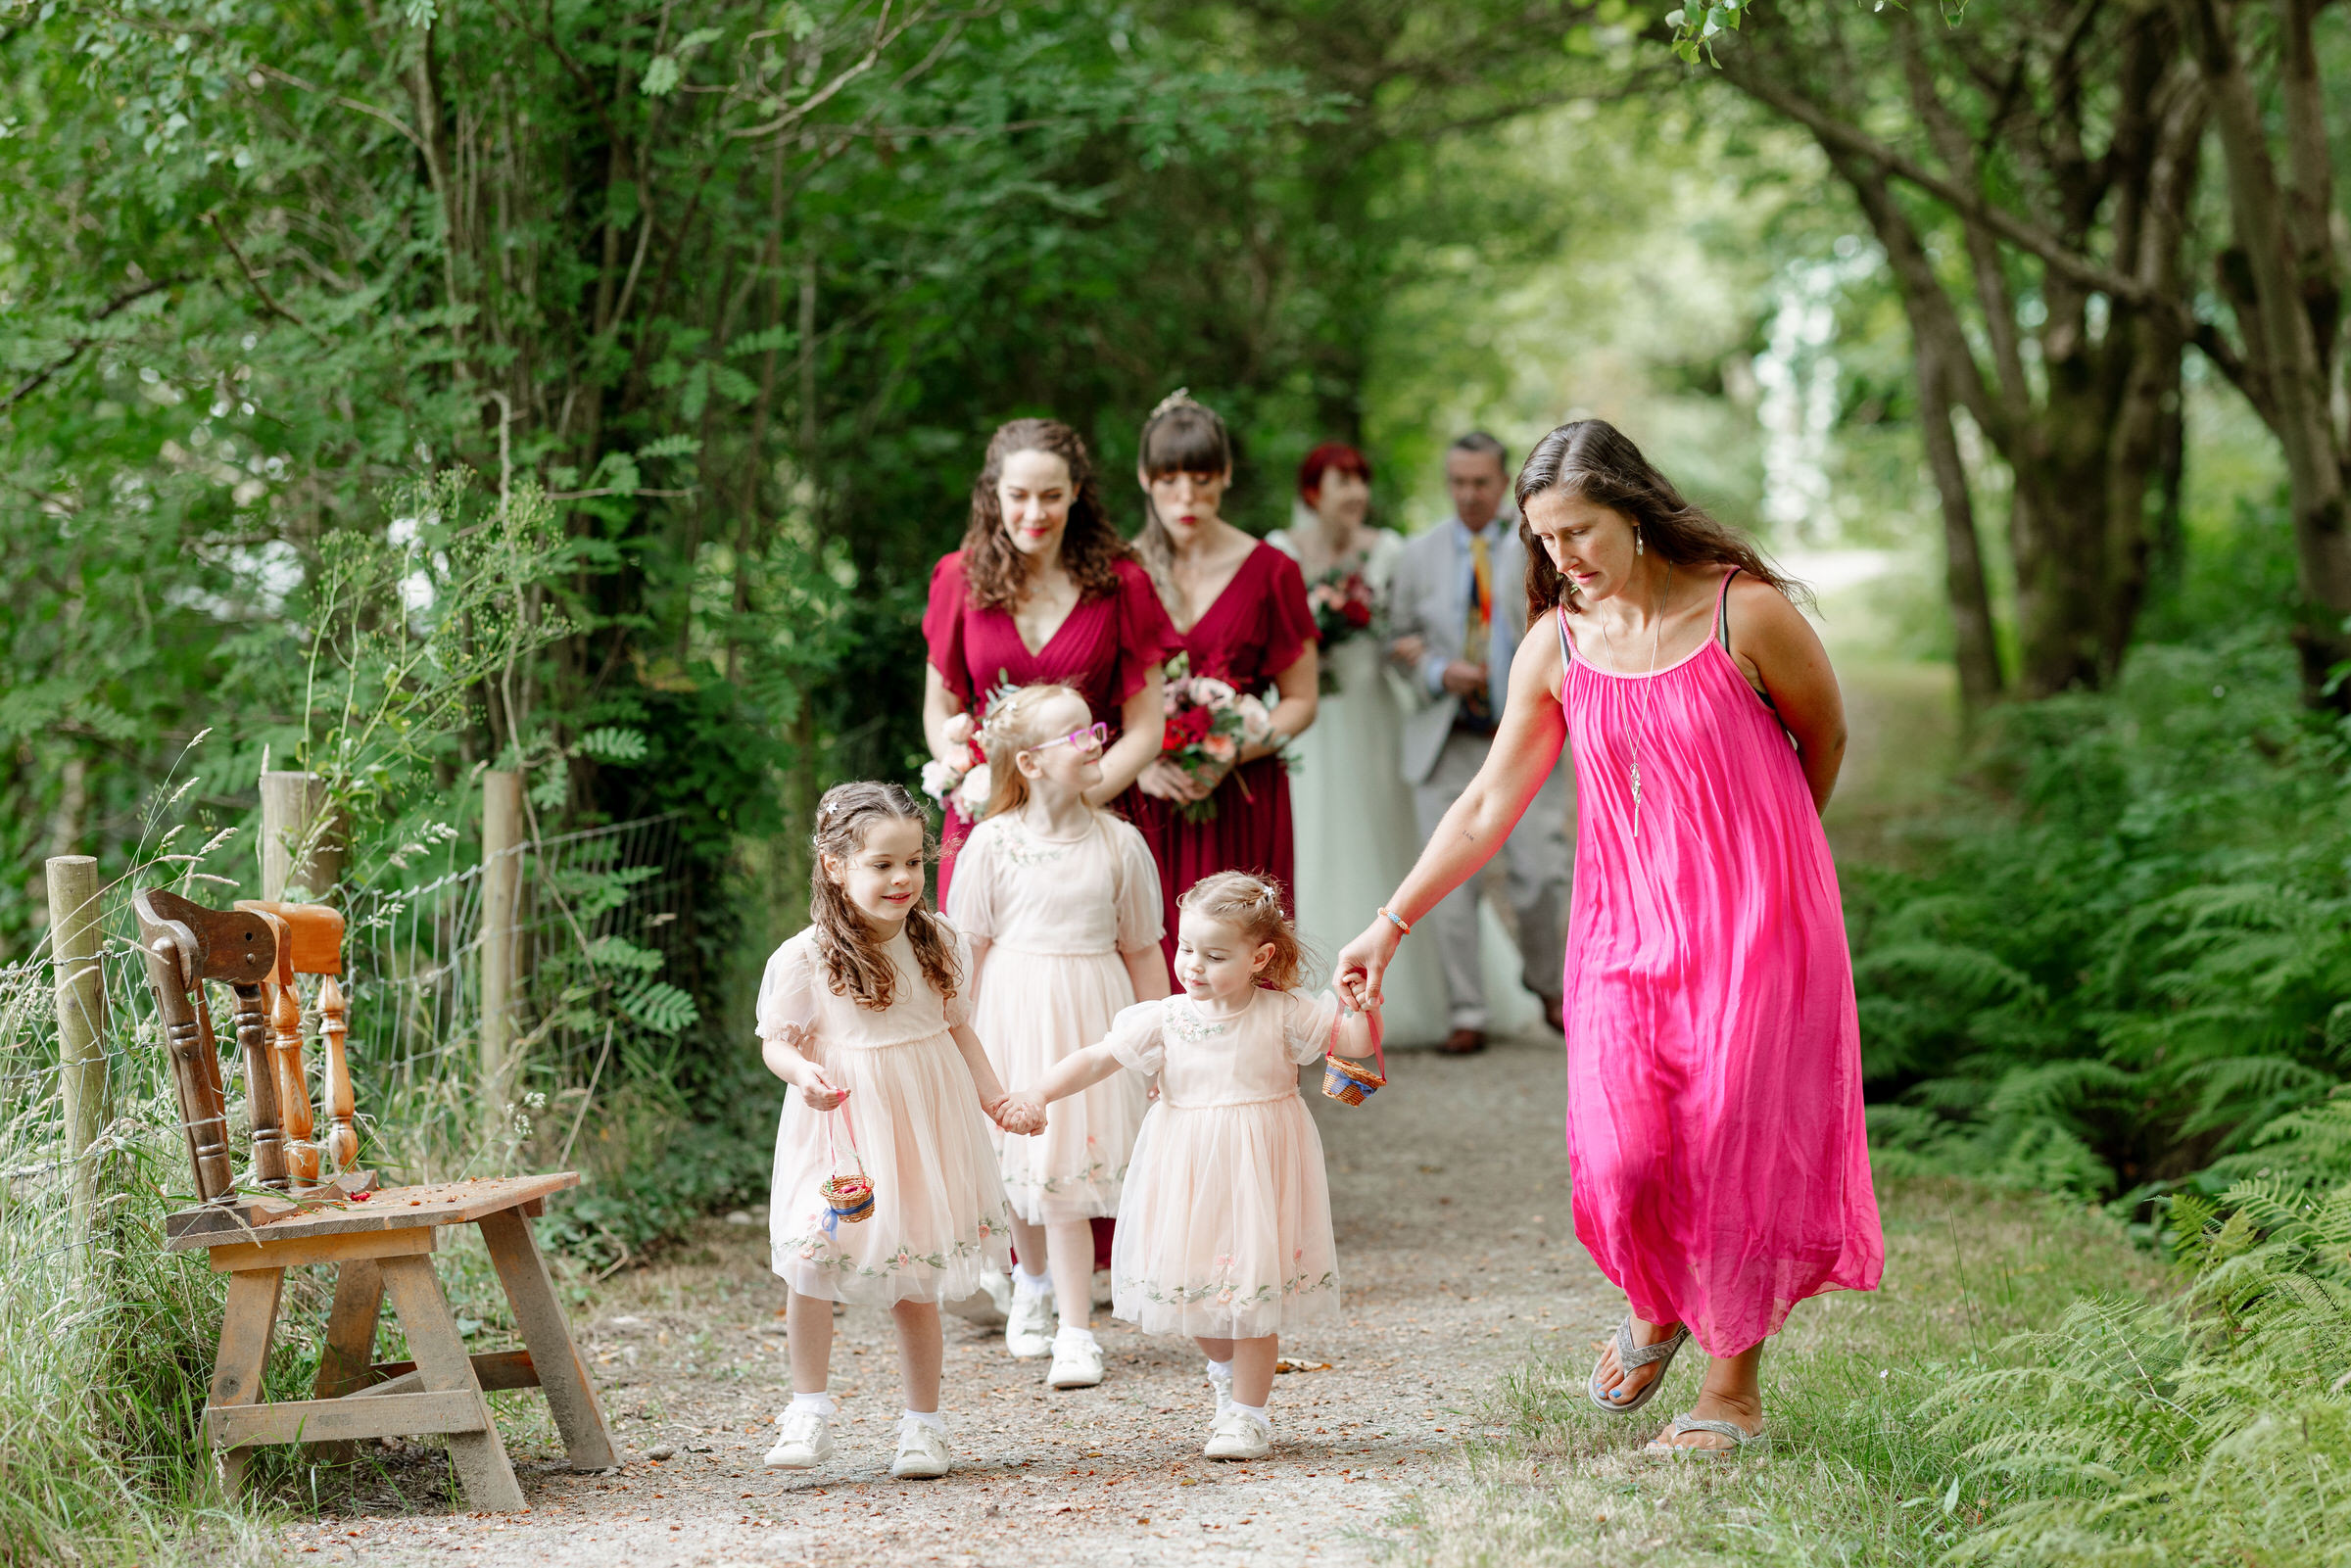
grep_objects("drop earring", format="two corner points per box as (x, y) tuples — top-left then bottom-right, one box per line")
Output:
(1635, 527), (1644, 556)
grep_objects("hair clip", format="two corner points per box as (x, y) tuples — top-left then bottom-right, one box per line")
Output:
(1148, 388), (1197, 421)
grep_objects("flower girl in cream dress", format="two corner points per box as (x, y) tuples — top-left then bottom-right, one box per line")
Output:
(1002, 871), (1381, 1459)
(756, 782), (1021, 1481)
(948, 683), (1169, 1390)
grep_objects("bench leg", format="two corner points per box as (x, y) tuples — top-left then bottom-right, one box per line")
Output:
(379, 1254), (526, 1513)
(478, 1208), (617, 1470)
(207, 1268), (284, 1499)
(314, 1259), (384, 1399)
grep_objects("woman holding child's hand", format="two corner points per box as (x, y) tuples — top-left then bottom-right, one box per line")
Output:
(1336, 420), (1881, 1459)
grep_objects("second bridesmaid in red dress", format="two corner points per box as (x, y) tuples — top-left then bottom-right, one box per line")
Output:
(1125, 392), (1321, 975)
(923, 419), (1181, 904)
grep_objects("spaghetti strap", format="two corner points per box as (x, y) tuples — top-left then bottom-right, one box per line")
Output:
(1556, 603), (1574, 669)
(1713, 567), (1740, 650)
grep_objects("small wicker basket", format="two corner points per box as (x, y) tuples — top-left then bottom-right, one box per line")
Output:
(820, 1171), (876, 1224)
(1321, 1054), (1386, 1107)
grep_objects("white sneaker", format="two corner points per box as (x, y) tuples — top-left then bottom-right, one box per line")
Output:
(944, 1266), (1013, 1326)
(1204, 1407), (1271, 1460)
(980, 1267), (1015, 1319)
(1004, 1289), (1055, 1358)
(1206, 1363), (1234, 1416)
(763, 1407), (833, 1469)
(1048, 1331), (1105, 1389)
(890, 1418), (951, 1479)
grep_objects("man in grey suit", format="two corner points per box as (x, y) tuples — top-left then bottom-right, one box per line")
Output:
(1386, 433), (1571, 1054)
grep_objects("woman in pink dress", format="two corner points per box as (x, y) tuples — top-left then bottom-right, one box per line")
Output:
(1123, 392), (1320, 976)
(923, 418), (1181, 903)
(1337, 419), (1882, 1456)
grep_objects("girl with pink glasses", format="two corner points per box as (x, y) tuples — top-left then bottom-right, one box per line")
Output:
(946, 682), (1171, 1390)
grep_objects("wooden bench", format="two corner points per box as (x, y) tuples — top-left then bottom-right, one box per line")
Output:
(135, 887), (615, 1509)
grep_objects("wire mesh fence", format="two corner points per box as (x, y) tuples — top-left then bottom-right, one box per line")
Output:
(0, 811), (689, 1219)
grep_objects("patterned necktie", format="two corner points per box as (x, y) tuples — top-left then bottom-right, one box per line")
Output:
(1463, 530), (1493, 725)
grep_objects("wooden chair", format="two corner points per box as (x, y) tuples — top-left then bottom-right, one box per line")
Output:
(134, 888), (615, 1509)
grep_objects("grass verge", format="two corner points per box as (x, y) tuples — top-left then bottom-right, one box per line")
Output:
(1404, 1176), (2158, 1567)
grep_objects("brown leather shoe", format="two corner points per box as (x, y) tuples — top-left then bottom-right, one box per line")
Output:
(1437, 1027), (1487, 1056)
(1542, 995), (1564, 1034)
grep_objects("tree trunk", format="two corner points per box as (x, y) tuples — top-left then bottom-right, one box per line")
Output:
(1914, 341), (2005, 712)
(2175, 0), (2351, 702)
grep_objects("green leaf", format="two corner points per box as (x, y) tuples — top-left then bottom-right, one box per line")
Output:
(576, 726), (648, 763)
(641, 56), (682, 97)
(617, 979), (698, 1035)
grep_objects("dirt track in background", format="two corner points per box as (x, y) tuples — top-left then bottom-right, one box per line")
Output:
(283, 1027), (1614, 1567)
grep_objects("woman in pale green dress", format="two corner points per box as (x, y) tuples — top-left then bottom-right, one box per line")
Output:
(1270, 443), (1537, 1047)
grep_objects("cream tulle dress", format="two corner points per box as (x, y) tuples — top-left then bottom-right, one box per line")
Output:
(757, 920), (1014, 1306)
(1103, 988), (1344, 1340)
(948, 810), (1162, 1222)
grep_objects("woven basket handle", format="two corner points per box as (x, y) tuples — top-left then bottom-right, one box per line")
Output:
(1327, 1000), (1385, 1084)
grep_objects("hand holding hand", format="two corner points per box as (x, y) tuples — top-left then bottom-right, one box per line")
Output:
(1391, 634), (1426, 668)
(792, 1063), (848, 1113)
(994, 1092), (1047, 1136)
(1334, 919), (1403, 1012)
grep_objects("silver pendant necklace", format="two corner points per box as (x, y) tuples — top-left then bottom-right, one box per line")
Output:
(1595, 562), (1672, 839)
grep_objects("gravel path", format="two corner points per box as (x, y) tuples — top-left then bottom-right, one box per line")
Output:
(288, 1027), (1617, 1567)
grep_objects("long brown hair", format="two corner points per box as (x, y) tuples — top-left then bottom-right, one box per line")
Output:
(958, 418), (1129, 614)
(1513, 419), (1805, 622)
(1177, 871), (1307, 991)
(978, 683), (1093, 822)
(808, 781), (961, 1012)
(1133, 389), (1234, 614)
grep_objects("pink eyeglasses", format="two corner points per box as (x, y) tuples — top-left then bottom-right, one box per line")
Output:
(1031, 722), (1110, 753)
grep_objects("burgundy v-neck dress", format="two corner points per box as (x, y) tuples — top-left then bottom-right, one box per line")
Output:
(1126, 543), (1319, 974)
(924, 553), (1180, 904)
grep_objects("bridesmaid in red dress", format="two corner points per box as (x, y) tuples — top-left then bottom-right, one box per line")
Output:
(922, 418), (1180, 903)
(1126, 392), (1320, 974)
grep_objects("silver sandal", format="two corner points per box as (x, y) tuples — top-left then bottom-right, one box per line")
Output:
(1644, 1412), (1766, 1458)
(1585, 1318), (1690, 1414)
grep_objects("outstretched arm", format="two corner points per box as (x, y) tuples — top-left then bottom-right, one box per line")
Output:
(998, 1041), (1128, 1135)
(761, 1027), (846, 1112)
(1334, 629), (1569, 1008)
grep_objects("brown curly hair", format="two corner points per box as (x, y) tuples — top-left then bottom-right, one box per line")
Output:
(808, 781), (961, 1012)
(1177, 871), (1308, 991)
(1514, 419), (1805, 624)
(958, 418), (1132, 614)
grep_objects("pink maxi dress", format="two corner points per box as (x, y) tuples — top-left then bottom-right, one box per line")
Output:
(1555, 569), (1882, 1356)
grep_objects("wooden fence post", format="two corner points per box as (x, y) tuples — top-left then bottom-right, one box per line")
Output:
(46, 855), (111, 1256)
(479, 772), (524, 1127)
(260, 771), (344, 901)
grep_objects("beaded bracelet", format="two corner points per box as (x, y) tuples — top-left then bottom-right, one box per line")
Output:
(1377, 905), (1413, 936)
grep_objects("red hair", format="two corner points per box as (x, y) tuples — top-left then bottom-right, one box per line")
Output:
(1297, 442), (1371, 505)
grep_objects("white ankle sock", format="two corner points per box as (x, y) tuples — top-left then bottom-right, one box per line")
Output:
(1205, 1357), (1233, 1382)
(1228, 1401), (1269, 1427)
(1014, 1268), (1052, 1298)
(788, 1392), (836, 1416)
(1055, 1325), (1098, 1348)
(902, 1408), (946, 1433)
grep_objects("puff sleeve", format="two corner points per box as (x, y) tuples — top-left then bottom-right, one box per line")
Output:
(923, 552), (975, 708)
(942, 822), (998, 941)
(1259, 546), (1319, 678)
(1279, 988), (1344, 1067)
(1109, 819), (1166, 952)
(754, 935), (822, 1048)
(938, 920), (977, 1029)
(1102, 999), (1170, 1076)
(1110, 560), (1183, 707)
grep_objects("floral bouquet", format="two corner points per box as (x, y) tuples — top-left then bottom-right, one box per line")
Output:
(919, 671), (1017, 820)
(1161, 652), (1276, 824)
(1304, 565), (1379, 695)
